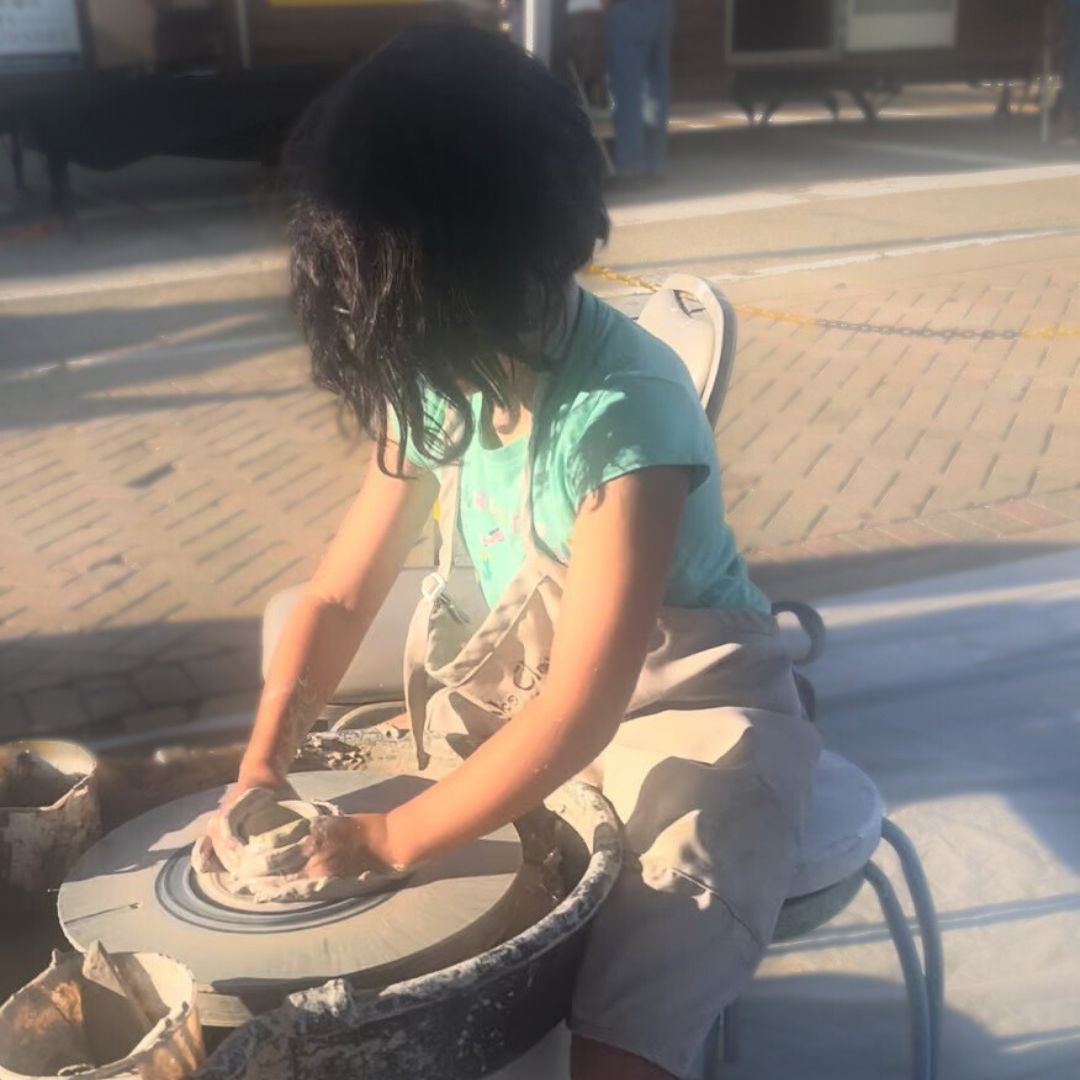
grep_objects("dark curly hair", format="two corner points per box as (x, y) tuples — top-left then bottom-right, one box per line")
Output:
(284, 23), (610, 473)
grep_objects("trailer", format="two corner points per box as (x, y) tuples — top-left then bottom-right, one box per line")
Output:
(670, 0), (1058, 121)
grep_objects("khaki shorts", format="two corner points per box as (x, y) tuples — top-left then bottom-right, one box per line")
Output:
(570, 638), (821, 1077)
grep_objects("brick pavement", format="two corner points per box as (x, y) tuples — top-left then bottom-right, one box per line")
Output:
(0, 273), (427, 740)
(710, 248), (1080, 559)
(2, 233), (1079, 740)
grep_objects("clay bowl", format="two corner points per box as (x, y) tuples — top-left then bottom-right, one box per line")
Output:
(0, 740), (101, 904)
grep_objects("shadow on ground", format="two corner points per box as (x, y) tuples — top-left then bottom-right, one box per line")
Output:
(751, 539), (1077, 601)
(0, 295), (306, 431)
(727, 973), (1079, 1080)
(0, 615), (261, 741)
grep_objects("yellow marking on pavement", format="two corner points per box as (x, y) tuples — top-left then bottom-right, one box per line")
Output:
(585, 264), (1080, 341)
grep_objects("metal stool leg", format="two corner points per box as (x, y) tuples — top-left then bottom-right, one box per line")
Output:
(698, 1003), (738, 1080)
(722, 1001), (740, 1064)
(864, 862), (932, 1080)
(699, 1012), (724, 1080)
(881, 818), (944, 1073)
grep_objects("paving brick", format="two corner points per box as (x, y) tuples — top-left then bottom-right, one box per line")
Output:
(920, 511), (999, 542)
(130, 664), (199, 706)
(878, 519), (953, 547)
(1047, 423), (1080, 458)
(0, 696), (31, 740)
(758, 492), (829, 546)
(908, 433), (960, 474)
(839, 527), (905, 553)
(121, 706), (192, 734)
(193, 691), (259, 723)
(952, 506), (1029, 538)
(979, 456), (1040, 503)
(1029, 488), (1080, 519)
(784, 534), (864, 560)
(994, 499), (1070, 530)
(24, 688), (89, 733)
(834, 459), (901, 511)
(873, 473), (937, 522)
(80, 678), (143, 723)
(181, 652), (260, 698)
(1004, 420), (1054, 457)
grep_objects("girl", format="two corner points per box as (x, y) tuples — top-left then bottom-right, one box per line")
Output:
(211, 25), (819, 1079)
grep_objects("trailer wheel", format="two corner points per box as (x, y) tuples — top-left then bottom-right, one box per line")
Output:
(851, 89), (879, 124)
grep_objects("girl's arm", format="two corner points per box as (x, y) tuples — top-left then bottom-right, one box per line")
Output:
(237, 454), (438, 790)
(381, 465), (689, 866)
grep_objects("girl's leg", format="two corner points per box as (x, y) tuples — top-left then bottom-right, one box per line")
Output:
(571, 1035), (674, 1080)
(570, 700), (820, 1078)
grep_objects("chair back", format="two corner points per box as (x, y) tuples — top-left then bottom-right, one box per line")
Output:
(636, 274), (737, 428)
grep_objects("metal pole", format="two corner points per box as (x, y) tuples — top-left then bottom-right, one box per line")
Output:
(882, 819), (945, 1076)
(864, 863), (934, 1080)
(524, 0), (537, 53)
(523, 0), (553, 65)
(234, 0), (252, 69)
(1041, 0), (1053, 143)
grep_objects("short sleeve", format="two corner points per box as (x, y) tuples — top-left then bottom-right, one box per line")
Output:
(387, 394), (448, 471)
(559, 373), (715, 510)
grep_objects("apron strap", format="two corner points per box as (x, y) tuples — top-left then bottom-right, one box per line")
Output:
(404, 374), (554, 767)
(405, 408), (465, 768)
(404, 601), (434, 771)
(435, 461), (461, 585)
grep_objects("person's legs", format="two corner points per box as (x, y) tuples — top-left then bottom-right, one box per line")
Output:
(571, 1035), (674, 1079)
(642, 0), (674, 176)
(566, 12), (605, 106)
(607, 0), (649, 176)
(569, 628), (820, 1080)
(1064, 1), (1080, 112)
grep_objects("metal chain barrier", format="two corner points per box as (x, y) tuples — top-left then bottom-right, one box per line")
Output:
(586, 263), (1080, 342)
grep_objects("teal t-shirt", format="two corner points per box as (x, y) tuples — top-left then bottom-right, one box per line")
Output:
(405, 290), (769, 614)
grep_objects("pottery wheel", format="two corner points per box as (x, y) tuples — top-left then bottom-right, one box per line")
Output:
(58, 771), (523, 1026)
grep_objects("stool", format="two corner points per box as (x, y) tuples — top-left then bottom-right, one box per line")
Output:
(700, 751), (944, 1080)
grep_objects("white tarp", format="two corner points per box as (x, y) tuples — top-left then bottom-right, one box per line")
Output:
(727, 546), (1080, 1079)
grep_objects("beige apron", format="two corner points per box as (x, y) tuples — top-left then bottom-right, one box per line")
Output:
(401, 398), (821, 954)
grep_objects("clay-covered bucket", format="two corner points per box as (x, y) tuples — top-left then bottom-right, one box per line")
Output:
(0, 949), (204, 1080)
(0, 740), (101, 904)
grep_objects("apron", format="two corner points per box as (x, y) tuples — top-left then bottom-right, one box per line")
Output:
(401, 389), (820, 947)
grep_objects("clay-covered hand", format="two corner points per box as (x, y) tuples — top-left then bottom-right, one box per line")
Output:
(192, 789), (411, 903)
(293, 812), (400, 880)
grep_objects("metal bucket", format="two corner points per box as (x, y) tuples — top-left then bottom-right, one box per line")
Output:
(0, 740), (101, 905)
(196, 777), (623, 1080)
(0, 949), (204, 1080)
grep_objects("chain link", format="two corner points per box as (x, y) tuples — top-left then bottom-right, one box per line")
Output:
(586, 263), (1080, 342)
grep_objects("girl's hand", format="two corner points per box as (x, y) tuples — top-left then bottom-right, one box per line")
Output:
(294, 812), (401, 879)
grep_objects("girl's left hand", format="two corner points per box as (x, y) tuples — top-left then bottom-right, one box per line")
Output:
(294, 812), (402, 879)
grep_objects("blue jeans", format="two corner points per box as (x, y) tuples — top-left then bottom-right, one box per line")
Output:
(607, 0), (674, 177)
